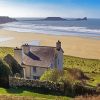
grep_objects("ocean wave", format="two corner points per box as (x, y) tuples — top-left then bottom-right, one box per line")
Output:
(1, 22), (100, 39)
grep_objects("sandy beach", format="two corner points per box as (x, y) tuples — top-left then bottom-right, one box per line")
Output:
(0, 29), (100, 59)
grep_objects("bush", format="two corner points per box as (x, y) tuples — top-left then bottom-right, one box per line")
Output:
(4, 54), (23, 77)
(0, 59), (11, 77)
(0, 59), (11, 88)
(40, 68), (93, 96)
(40, 68), (88, 83)
(40, 69), (63, 82)
(66, 68), (89, 80)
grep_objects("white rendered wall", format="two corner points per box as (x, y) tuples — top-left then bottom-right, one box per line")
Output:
(14, 49), (22, 65)
(56, 50), (63, 70)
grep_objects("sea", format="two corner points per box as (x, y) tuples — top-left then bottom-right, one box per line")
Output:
(0, 18), (100, 40)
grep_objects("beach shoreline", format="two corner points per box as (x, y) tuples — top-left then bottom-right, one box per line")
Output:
(0, 29), (100, 59)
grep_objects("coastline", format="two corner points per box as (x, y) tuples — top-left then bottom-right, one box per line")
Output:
(0, 29), (100, 59)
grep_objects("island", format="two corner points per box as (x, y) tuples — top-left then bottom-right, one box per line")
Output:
(44, 17), (66, 21)
(76, 17), (87, 21)
(43, 17), (87, 21)
(0, 16), (17, 24)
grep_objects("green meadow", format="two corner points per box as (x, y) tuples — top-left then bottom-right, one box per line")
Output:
(64, 55), (100, 73)
(0, 87), (71, 100)
(64, 55), (100, 86)
(0, 47), (14, 59)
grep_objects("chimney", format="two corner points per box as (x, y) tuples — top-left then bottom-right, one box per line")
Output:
(14, 47), (22, 65)
(22, 44), (30, 54)
(56, 40), (61, 51)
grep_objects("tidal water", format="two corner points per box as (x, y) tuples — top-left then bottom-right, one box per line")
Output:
(1, 18), (100, 40)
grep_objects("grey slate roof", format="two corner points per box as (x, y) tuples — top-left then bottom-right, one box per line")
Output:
(22, 46), (56, 68)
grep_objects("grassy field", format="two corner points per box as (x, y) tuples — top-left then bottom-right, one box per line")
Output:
(0, 47), (14, 59)
(63, 55), (100, 86)
(0, 87), (71, 100)
(86, 73), (100, 86)
(64, 55), (100, 73)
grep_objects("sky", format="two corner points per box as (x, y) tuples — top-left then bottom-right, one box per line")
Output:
(0, 0), (100, 18)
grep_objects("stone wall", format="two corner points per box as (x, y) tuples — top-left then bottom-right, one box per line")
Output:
(9, 77), (64, 92)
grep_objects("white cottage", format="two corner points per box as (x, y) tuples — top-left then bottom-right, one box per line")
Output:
(14, 41), (64, 79)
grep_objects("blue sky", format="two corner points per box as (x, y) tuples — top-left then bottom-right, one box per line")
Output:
(0, 0), (100, 18)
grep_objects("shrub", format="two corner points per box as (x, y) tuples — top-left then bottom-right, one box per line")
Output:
(40, 69), (63, 82)
(4, 54), (23, 77)
(0, 59), (11, 88)
(40, 68), (93, 96)
(0, 59), (11, 77)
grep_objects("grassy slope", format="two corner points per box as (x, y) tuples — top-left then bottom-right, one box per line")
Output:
(0, 87), (71, 100)
(64, 55), (100, 86)
(64, 55), (100, 73)
(0, 47), (14, 59)
(86, 73), (100, 86)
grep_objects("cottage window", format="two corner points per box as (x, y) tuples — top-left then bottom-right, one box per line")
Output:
(33, 76), (40, 80)
(33, 67), (36, 73)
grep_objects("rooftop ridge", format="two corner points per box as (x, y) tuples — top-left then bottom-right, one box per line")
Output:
(14, 47), (22, 50)
(22, 45), (56, 48)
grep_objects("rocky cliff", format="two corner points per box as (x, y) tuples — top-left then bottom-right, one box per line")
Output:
(0, 16), (17, 24)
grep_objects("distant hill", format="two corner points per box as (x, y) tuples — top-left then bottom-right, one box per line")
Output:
(44, 17), (66, 21)
(0, 16), (17, 24)
(43, 17), (87, 21)
(75, 17), (87, 21)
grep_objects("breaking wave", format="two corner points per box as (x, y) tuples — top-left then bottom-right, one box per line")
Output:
(1, 20), (100, 39)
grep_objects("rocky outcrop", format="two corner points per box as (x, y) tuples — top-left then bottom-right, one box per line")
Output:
(76, 17), (87, 21)
(43, 17), (87, 21)
(0, 16), (17, 24)
(44, 17), (66, 21)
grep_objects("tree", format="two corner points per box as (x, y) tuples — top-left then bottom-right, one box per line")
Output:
(4, 54), (23, 77)
(0, 59), (11, 88)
